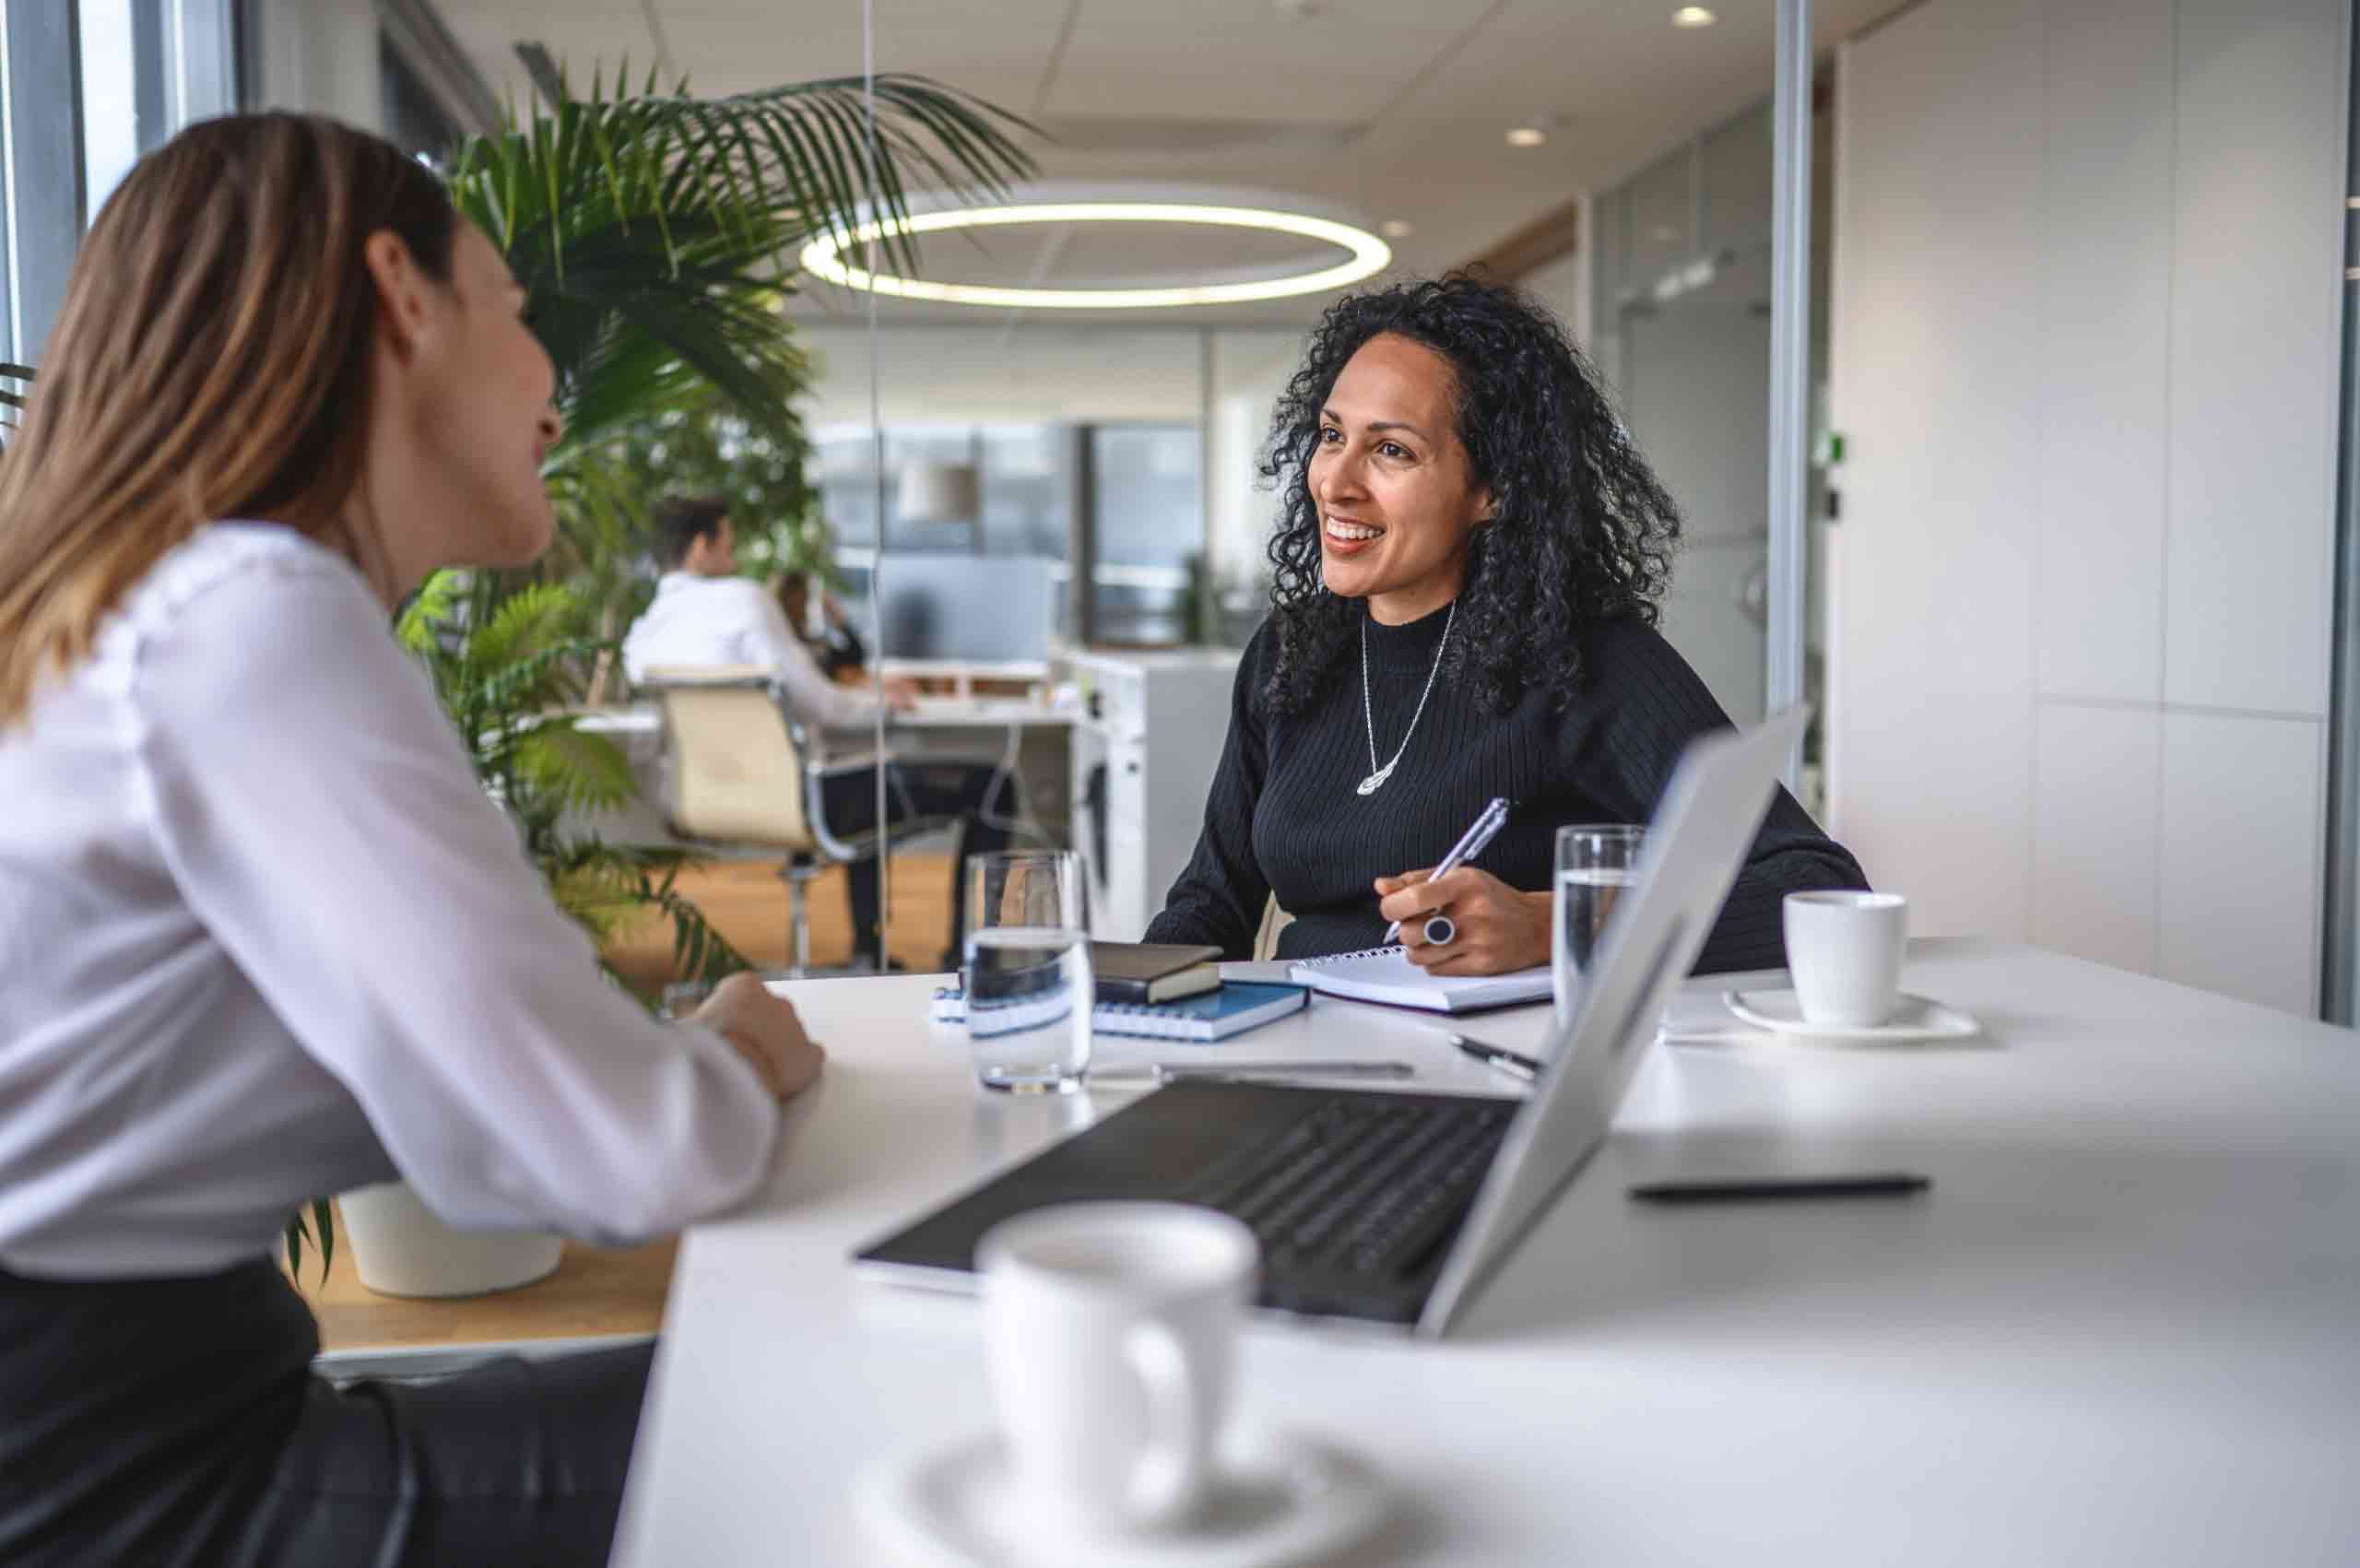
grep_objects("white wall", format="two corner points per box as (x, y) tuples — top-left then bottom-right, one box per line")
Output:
(1827, 0), (2346, 1013)
(1520, 230), (1594, 351)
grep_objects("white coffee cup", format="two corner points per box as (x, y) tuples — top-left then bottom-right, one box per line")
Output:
(978, 1202), (1258, 1537)
(1783, 891), (1909, 1026)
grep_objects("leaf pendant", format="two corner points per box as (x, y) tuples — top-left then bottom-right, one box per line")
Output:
(1357, 762), (1395, 796)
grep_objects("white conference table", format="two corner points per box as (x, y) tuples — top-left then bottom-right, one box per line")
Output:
(611, 940), (2360, 1566)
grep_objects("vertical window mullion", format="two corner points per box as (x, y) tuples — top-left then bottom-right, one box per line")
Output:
(0, 0), (19, 366)
(4, 0), (85, 364)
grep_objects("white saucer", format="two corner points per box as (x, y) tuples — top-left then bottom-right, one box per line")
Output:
(856, 1425), (1387, 1568)
(1723, 989), (1981, 1043)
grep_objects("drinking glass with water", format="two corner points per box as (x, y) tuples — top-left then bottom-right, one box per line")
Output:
(964, 851), (1092, 1094)
(1554, 825), (1645, 1026)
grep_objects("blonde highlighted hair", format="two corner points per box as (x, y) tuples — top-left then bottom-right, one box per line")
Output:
(0, 112), (455, 727)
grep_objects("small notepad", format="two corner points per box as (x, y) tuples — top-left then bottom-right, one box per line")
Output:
(932, 981), (1310, 1042)
(1286, 945), (1553, 1014)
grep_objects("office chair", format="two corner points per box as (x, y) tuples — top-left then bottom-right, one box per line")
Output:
(640, 666), (952, 976)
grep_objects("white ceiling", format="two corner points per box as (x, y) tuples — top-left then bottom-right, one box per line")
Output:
(435, 0), (1906, 324)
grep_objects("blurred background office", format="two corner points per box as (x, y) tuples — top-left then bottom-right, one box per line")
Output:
(5, 0), (2349, 1021)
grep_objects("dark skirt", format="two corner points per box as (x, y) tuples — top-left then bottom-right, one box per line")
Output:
(0, 1256), (652, 1567)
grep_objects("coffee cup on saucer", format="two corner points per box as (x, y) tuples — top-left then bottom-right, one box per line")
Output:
(1783, 891), (1909, 1027)
(977, 1202), (1257, 1539)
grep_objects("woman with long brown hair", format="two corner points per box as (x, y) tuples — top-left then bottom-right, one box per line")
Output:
(0, 114), (822, 1564)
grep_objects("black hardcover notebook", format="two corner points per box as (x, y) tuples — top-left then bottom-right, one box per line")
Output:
(1091, 940), (1223, 1004)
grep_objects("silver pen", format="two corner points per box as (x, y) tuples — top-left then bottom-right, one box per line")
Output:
(1381, 796), (1511, 945)
(1088, 1059), (1416, 1085)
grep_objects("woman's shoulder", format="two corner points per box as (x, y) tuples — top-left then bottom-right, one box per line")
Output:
(1575, 614), (1705, 689)
(100, 522), (411, 717)
(1579, 612), (1674, 664)
(1571, 613), (1730, 727)
(139, 521), (371, 610)
(97, 523), (378, 670)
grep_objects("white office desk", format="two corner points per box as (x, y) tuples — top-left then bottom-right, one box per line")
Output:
(878, 658), (1055, 702)
(612, 941), (2360, 1566)
(896, 696), (1078, 729)
(569, 699), (1077, 733)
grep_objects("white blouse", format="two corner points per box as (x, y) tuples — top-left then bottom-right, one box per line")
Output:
(621, 570), (884, 733)
(0, 525), (781, 1279)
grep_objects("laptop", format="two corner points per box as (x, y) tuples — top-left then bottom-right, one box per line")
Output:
(854, 706), (1811, 1338)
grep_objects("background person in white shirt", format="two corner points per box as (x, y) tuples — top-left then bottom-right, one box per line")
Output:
(624, 497), (1016, 970)
(622, 495), (920, 730)
(0, 114), (821, 1568)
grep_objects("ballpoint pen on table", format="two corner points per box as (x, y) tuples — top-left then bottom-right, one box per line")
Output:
(1447, 1032), (1543, 1083)
(1627, 1173), (1933, 1204)
(1381, 796), (1511, 946)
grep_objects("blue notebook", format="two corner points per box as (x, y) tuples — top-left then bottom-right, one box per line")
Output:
(931, 981), (1310, 1042)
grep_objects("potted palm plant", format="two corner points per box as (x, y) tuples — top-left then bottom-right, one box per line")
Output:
(324, 65), (1034, 1295)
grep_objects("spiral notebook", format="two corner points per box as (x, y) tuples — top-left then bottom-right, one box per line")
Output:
(931, 981), (1310, 1042)
(1285, 945), (1553, 1014)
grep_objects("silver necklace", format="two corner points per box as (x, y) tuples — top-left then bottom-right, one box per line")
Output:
(1358, 601), (1455, 796)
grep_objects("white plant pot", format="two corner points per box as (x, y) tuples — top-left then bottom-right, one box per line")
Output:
(337, 1182), (563, 1299)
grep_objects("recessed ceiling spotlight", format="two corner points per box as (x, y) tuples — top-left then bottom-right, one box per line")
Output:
(1380, 218), (1414, 239)
(1505, 125), (1548, 148)
(1673, 6), (1717, 27)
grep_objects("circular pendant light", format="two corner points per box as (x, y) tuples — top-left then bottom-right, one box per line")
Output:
(799, 196), (1393, 310)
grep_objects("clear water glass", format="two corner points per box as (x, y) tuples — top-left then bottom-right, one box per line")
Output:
(964, 851), (1092, 1094)
(1554, 824), (1646, 1027)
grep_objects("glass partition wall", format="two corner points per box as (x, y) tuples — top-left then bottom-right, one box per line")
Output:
(805, 323), (1298, 654)
(1589, 79), (1831, 808)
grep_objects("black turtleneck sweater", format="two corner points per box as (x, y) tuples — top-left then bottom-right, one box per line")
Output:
(1143, 602), (1867, 972)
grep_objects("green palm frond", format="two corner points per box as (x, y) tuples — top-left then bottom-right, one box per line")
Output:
(469, 582), (586, 673)
(548, 852), (644, 945)
(512, 718), (639, 815)
(547, 839), (749, 986)
(395, 570), (466, 654)
(282, 1197), (334, 1285)
(632, 852), (748, 986)
(460, 640), (602, 742)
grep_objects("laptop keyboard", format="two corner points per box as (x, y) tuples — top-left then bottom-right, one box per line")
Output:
(1180, 1096), (1516, 1280)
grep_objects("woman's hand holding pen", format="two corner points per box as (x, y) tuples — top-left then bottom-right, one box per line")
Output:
(1375, 867), (1551, 974)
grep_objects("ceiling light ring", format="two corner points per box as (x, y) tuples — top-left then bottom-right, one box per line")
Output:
(798, 199), (1393, 311)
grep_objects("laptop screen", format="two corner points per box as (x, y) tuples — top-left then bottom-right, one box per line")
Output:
(1417, 706), (1811, 1336)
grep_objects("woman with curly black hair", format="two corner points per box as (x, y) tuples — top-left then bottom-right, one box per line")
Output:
(1144, 274), (1865, 974)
